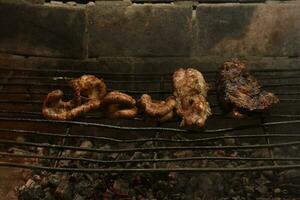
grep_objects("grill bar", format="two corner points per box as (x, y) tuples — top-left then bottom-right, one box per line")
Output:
(2, 74), (300, 81)
(1, 128), (300, 143)
(1, 162), (300, 173)
(1, 66), (300, 74)
(1, 139), (300, 153)
(0, 117), (299, 133)
(2, 91), (300, 96)
(2, 81), (300, 90)
(2, 152), (300, 163)
(2, 110), (300, 119)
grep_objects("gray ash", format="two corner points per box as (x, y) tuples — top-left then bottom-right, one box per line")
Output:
(16, 137), (300, 200)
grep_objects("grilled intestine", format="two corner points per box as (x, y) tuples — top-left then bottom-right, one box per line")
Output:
(42, 75), (106, 120)
(101, 91), (138, 119)
(172, 68), (211, 127)
(139, 94), (176, 122)
(216, 59), (279, 117)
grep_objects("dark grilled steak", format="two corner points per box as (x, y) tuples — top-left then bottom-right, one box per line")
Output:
(216, 59), (279, 117)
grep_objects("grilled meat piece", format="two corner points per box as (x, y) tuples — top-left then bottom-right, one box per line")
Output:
(70, 75), (107, 100)
(102, 91), (138, 119)
(158, 110), (175, 123)
(42, 90), (101, 120)
(105, 104), (138, 119)
(216, 59), (279, 117)
(173, 68), (211, 127)
(139, 94), (176, 122)
(42, 75), (106, 120)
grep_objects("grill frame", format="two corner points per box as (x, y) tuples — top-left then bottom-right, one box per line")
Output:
(0, 65), (299, 174)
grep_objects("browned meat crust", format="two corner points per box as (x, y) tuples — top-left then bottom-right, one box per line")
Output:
(216, 59), (279, 116)
(138, 94), (176, 122)
(158, 110), (174, 123)
(173, 68), (211, 127)
(102, 91), (138, 119)
(42, 75), (106, 120)
(70, 75), (107, 100)
(139, 94), (176, 117)
(106, 104), (138, 119)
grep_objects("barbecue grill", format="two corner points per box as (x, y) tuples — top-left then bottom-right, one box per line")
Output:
(0, 0), (300, 199)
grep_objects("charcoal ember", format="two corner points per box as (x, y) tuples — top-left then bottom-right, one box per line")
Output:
(107, 152), (119, 160)
(40, 177), (49, 188)
(262, 170), (275, 180)
(16, 133), (286, 199)
(103, 181), (131, 199)
(18, 179), (45, 200)
(93, 179), (106, 193)
(280, 184), (300, 196)
(55, 177), (74, 200)
(279, 170), (300, 184)
(255, 184), (269, 195)
(224, 137), (236, 146)
(74, 179), (94, 198)
(216, 59), (279, 117)
(173, 150), (193, 158)
(168, 172), (178, 184)
(184, 174), (217, 199)
(252, 175), (272, 197)
(16, 136), (26, 143)
(36, 147), (45, 155)
(48, 174), (61, 187)
(112, 179), (129, 195)
(3, 189), (18, 200)
(73, 193), (84, 200)
(75, 140), (93, 157)
(32, 174), (41, 182)
(97, 144), (113, 160)
(274, 188), (281, 195)
(57, 150), (72, 167)
(43, 191), (56, 200)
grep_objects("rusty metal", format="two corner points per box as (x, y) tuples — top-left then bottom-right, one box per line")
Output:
(0, 67), (299, 173)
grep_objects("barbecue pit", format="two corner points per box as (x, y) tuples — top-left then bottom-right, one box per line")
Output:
(0, 0), (300, 199)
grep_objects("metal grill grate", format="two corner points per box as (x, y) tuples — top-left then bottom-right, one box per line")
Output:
(0, 65), (300, 173)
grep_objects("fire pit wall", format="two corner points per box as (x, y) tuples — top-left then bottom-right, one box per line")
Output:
(0, 0), (300, 63)
(0, 0), (300, 132)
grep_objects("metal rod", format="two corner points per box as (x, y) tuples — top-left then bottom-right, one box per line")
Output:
(1, 66), (300, 74)
(53, 127), (71, 168)
(1, 139), (300, 153)
(1, 74), (300, 83)
(1, 152), (300, 163)
(1, 91), (300, 97)
(1, 128), (300, 143)
(2, 81), (300, 90)
(0, 117), (299, 133)
(1, 162), (300, 172)
(1, 110), (300, 119)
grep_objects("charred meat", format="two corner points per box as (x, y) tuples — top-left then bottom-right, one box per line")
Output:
(173, 68), (211, 127)
(216, 59), (279, 117)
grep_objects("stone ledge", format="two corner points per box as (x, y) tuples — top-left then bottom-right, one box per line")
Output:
(0, 1), (299, 58)
(0, 2), (86, 58)
(1, 52), (299, 73)
(196, 2), (300, 57)
(0, 0), (45, 4)
(87, 2), (194, 57)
